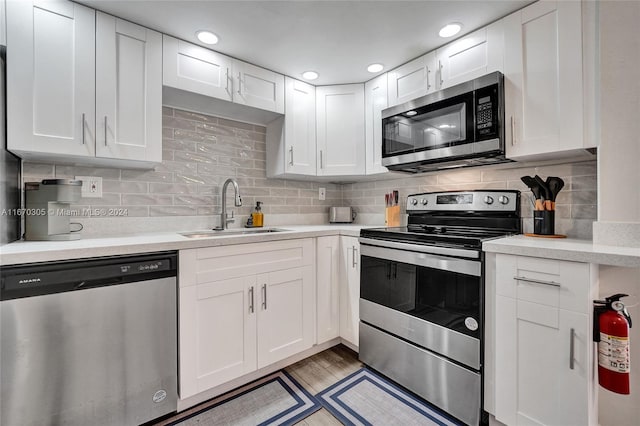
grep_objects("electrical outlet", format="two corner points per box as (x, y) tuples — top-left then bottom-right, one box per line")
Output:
(319, 187), (326, 201)
(75, 176), (103, 198)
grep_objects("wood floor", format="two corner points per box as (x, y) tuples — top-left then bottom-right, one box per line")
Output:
(285, 344), (363, 425)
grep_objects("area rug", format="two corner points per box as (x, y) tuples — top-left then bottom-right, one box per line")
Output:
(316, 368), (462, 426)
(168, 370), (321, 426)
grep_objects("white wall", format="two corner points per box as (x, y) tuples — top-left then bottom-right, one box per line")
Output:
(594, 0), (640, 246)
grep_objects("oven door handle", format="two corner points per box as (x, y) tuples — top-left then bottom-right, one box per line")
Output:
(358, 237), (479, 260)
(360, 243), (481, 277)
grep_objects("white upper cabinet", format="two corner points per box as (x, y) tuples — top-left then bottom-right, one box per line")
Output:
(364, 74), (389, 175)
(7, 1), (162, 167)
(233, 60), (285, 114)
(163, 35), (233, 102)
(316, 84), (366, 176)
(436, 20), (504, 90)
(266, 77), (316, 177)
(163, 35), (285, 114)
(7, 0), (96, 159)
(96, 13), (162, 163)
(504, 1), (587, 160)
(387, 52), (437, 107)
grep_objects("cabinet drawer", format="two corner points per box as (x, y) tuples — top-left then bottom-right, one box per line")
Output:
(495, 254), (593, 313)
(180, 238), (313, 287)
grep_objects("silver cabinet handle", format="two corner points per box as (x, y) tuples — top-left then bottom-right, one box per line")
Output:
(249, 286), (254, 313)
(237, 72), (242, 95)
(261, 284), (267, 310)
(352, 246), (358, 268)
(438, 60), (443, 87)
(426, 67), (431, 90)
(513, 276), (560, 287)
(289, 146), (294, 165)
(81, 113), (86, 145)
(319, 150), (323, 169)
(104, 116), (108, 146)
(569, 328), (576, 370)
(511, 116), (516, 145)
(225, 68), (230, 94)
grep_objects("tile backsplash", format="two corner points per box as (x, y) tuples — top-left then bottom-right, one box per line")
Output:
(22, 108), (597, 239)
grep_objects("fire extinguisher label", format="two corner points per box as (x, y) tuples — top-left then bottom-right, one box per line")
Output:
(598, 332), (630, 373)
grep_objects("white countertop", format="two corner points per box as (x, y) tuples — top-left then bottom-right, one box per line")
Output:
(0, 225), (367, 266)
(483, 235), (640, 267)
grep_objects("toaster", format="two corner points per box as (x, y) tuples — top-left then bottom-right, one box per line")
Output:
(329, 207), (356, 223)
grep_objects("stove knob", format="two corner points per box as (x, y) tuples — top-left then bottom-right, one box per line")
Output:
(411, 198), (418, 206)
(484, 196), (494, 205)
(421, 199), (428, 205)
(499, 195), (509, 205)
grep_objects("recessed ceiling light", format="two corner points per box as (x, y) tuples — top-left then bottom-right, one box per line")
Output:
(196, 30), (219, 45)
(406, 111), (417, 116)
(302, 71), (319, 80)
(367, 63), (384, 73)
(439, 23), (462, 38)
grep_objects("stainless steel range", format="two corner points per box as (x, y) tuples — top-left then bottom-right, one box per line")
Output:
(358, 190), (521, 426)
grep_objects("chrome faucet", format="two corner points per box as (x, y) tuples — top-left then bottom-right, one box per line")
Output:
(218, 178), (242, 230)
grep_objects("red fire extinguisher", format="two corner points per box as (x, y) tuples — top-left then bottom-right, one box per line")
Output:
(594, 294), (633, 394)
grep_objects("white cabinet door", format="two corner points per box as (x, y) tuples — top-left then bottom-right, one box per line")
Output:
(504, 1), (585, 160)
(257, 266), (315, 368)
(179, 276), (257, 398)
(96, 13), (162, 162)
(266, 77), (316, 177)
(436, 20), (504, 89)
(316, 84), (365, 176)
(365, 74), (389, 175)
(316, 236), (340, 344)
(233, 60), (284, 114)
(162, 35), (234, 102)
(340, 236), (360, 349)
(7, 0), (95, 158)
(495, 296), (590, 426)
(387, 52), (437, 107)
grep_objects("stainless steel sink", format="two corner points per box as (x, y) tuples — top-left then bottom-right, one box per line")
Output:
(179, 228), (290, 238)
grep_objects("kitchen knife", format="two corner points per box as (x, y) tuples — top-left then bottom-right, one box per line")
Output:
(393, 190), (399, 206)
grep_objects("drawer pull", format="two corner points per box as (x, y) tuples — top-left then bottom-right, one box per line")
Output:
(249, 286), (254, 313)
(513, 276), (560, 287)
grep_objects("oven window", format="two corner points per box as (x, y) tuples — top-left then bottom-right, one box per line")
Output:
(361, 255), (480, 337)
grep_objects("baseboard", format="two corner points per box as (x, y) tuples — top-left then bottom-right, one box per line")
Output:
(176, 338), (342, 412)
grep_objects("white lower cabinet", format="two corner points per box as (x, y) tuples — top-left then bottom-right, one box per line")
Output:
(179, 239), (315, 399)
(493, 254), (597, 426)
(339, 236), (361, 349)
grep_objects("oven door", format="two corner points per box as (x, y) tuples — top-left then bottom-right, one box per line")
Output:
(359, 239), (482, 369)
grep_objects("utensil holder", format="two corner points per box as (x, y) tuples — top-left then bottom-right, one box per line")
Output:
(534, 210), (555, 235)
(385, 206), (401, 227)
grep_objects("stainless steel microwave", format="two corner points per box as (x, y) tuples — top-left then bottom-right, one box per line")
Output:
(382, 71), (508, 173)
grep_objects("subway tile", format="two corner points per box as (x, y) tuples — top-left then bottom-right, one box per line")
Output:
(174, 173), (218, 186)
(235, 129), (267, 142)
(201, 142), (237, 157)
(149, 183), (199, 194)
(572, 204), (597, 219)
(173, 150), (217, 164)
(121, 170), (173, 183)
(162, 150), (174, 161)
(79, 193), (121, 206)
(253, 160), (266, 170)
(271, 205), (299, 214)
(555, 190), (597, 205)
(570, 175), (597, 191)
(437, 170), (482, 184)
(162, 106), (174, 117)
(103, 180), (148, 194)
(197, 207), (216, 216)
(149, 205), (198, 216)
(122, 193), (173, 205)
(174, 110), (218, 123)
(270, 188), (300, 197)
(237, 168), (266, 178)
(174, 194), (215, 206)
(173, 129), (217, 143)
(197, 164), (236, 176)
(253, 125), (267, 134)
(55, 166), (121, 180)
(162, 128), (174, 139)
(285, 181), (314, 189)
(163, 139), (197, 152)
(155, 161), (198, 175)
(195, 122), (236, 137)
(300, 206), (329, 214)
(23, 162), (55, 177)
(287, 197), (311, 205)
(255, 178), (285, 188)
(163, 116), (199, 131)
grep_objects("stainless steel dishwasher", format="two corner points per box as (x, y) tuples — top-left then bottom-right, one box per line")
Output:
(1, 252), (178, 426)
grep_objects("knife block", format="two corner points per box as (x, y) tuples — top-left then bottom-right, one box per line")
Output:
(385, 206), (401, 227)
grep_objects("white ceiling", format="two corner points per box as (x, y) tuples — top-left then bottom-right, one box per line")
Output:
(79, 0), (532, 85)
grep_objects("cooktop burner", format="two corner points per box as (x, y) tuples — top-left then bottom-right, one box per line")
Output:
(361, 190), (522, 250)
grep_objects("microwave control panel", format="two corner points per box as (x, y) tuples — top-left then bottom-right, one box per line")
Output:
(475, 84), (499, 139)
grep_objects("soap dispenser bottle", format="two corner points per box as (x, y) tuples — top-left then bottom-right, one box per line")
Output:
(252, 201), (264, 227)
